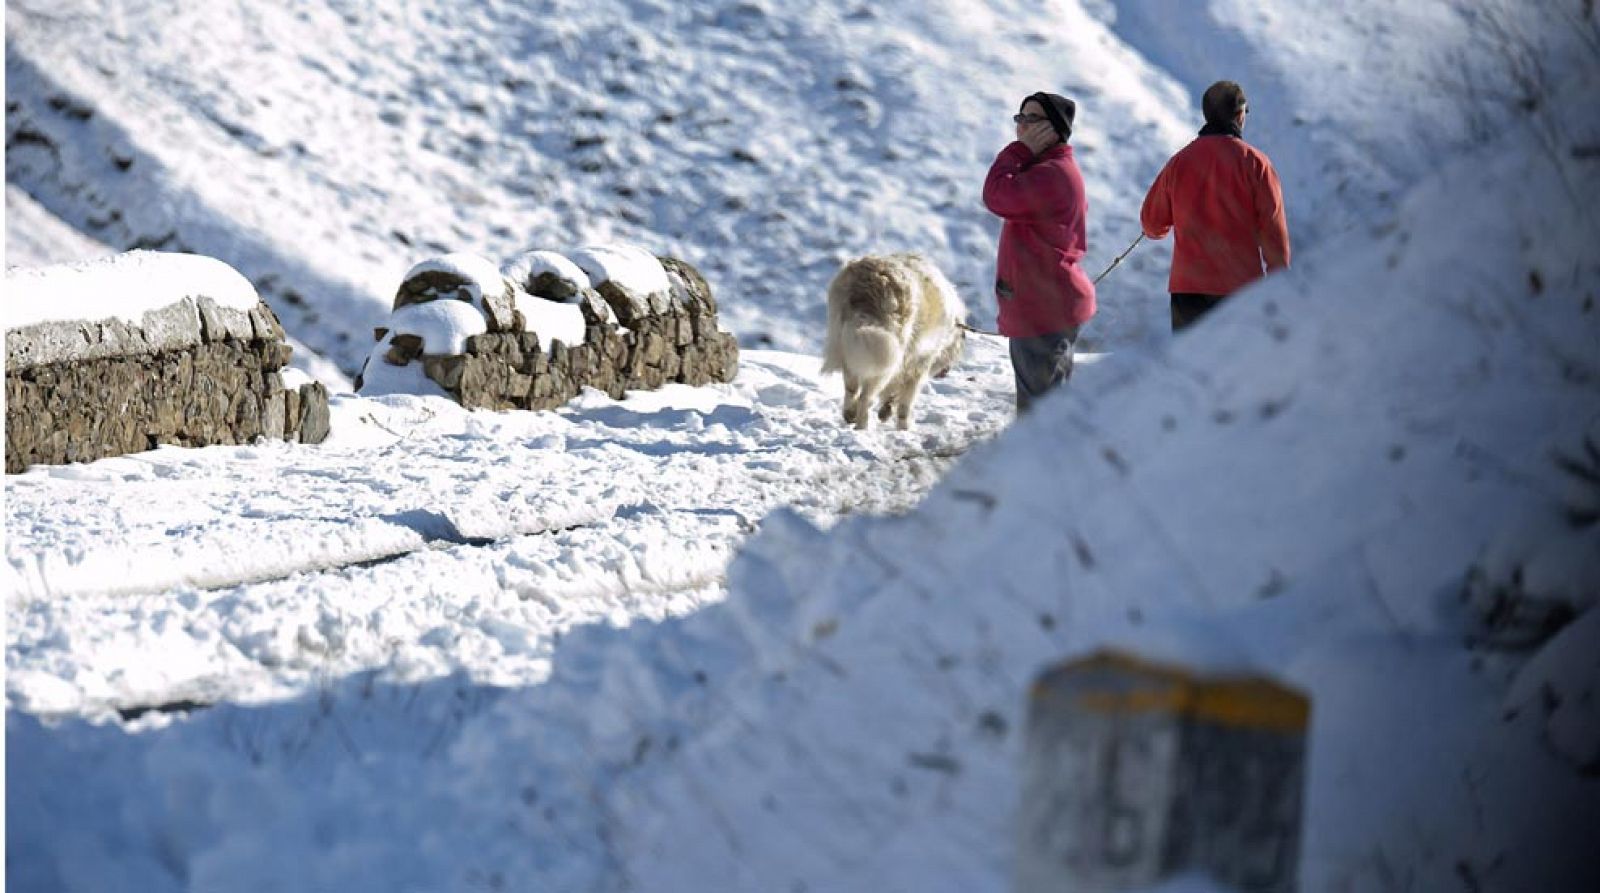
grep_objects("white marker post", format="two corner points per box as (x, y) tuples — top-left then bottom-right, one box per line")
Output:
(1015, 650), (1310, 893)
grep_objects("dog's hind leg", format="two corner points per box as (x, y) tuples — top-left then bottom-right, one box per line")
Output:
(853, 375), (888, 430)
(842, 373), (864, 426)
(887, 362), (932, 430)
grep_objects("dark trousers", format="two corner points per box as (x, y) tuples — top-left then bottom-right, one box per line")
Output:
(1010, 327), (1079, 413)
(1171, 292), (1226, 332)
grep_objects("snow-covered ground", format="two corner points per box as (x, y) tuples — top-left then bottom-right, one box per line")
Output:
(6, 341), (1020, 714)
(7, 0), (1600, 890)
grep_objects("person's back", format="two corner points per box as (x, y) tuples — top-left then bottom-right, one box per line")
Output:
(1150, 136), (1287, 295)
(1141, 80), (1290, 330)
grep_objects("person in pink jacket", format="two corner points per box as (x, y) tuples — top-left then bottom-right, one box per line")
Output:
(983, 92), (1096, 412)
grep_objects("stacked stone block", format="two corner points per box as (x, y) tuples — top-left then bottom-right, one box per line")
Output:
(6, 297), (330, 473)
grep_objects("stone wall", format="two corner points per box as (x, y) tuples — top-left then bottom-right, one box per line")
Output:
(6, 297), (330, 473)
(361, 254), (739, 410)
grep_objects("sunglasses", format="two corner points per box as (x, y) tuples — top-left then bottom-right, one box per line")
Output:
(1012, 113), (1049, 125)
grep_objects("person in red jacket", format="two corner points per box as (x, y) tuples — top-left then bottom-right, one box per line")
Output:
(1140, 80), (1290, 332)
(983, 92), (1096, 412)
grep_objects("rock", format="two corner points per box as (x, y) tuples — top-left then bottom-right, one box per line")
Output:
(480, 280), (522, 333)
(251, 303), (287, 341)
(596, 280), (653, 327)
(529, 270), (580, 301)
(661, 254), (717, 315)
(265, 342), (294, 370)
(261, 384), (288, 439)
(385, 334), (425, 366)
(423, 355), (467, 389)
(393, 270), (476, 310)
(296, 382), (331, 444)
(572, 288), (618, 327)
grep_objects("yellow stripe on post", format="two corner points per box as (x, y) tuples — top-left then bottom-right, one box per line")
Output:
(1191, 678), (1311, 734)
(1031, 649), (1310, 733)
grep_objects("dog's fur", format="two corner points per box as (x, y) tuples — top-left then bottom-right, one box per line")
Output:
(821, 253), (966, 430)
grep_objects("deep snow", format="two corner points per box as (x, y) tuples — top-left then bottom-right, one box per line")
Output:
(7, 1), (1600, 891)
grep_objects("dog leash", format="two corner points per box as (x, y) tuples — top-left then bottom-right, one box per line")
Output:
(958, 233), (1145, 337)
(1093, 233), (1144, 285)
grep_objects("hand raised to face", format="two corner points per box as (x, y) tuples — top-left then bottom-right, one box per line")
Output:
(1019, 120), (1059, 155)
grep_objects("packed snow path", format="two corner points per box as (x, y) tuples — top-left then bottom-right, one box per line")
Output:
(6, 343), (1022, 718)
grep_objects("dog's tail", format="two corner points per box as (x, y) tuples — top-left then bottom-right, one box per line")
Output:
(823, 311), (903, 378)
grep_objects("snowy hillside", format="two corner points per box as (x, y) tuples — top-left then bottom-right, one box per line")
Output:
(8, 0), (1600, 891)
(7, 0), (1518, 374)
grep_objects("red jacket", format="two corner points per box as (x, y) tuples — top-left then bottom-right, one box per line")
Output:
(1140, 134), (1290, 296)
(983, 141), (1096, 338)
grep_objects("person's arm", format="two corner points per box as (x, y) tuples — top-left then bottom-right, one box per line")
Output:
(1253, 155), (1290, 271)
(1140, 162), (1173, 240)
(983, 143), (1071, 222)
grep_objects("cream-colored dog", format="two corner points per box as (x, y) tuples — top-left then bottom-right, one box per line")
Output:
(821, 253), (967, 430)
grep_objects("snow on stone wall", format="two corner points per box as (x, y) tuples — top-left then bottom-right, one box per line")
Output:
(356, 247), (739, 410)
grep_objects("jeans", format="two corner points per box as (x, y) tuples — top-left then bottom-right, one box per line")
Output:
(1010, 327), (1079, 413)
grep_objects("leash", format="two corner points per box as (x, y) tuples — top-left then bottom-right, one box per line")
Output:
(958, 233), (1145, 338)
(1093, 233), (1144, 285)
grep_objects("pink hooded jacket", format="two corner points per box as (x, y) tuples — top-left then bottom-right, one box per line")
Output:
(983, 141), (1096, 338)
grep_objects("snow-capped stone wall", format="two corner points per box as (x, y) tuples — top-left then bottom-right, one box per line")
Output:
(356, 247), (739, 410)
(4, 251), (330, 473)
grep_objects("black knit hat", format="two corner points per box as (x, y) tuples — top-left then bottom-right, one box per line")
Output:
(1023, 92), (1076, 140)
